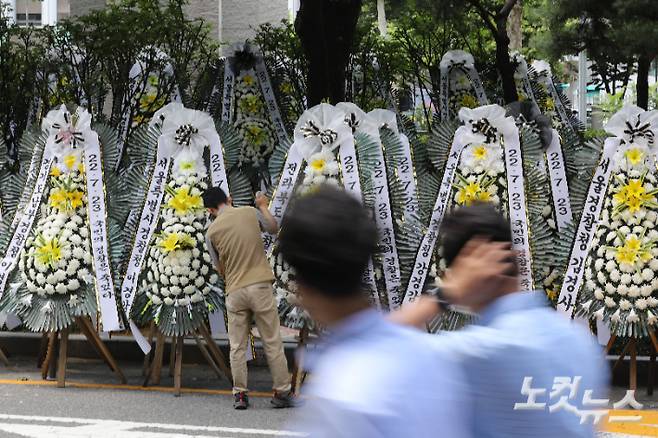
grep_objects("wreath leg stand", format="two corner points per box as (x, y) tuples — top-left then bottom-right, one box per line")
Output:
(0, 344), (9, 366)
(143, 322), (232, 397)
(291, 324), (309, 395)
(39, 317), (126, 388)
(605, 332), (658, 392)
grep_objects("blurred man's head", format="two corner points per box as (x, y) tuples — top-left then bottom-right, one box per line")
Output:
(278, 185), (377, 325)
(440, 203), (518, 309)
(202, 187), (231, 217)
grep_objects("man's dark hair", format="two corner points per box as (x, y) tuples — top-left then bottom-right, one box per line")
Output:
(202, 187), (228, 209)
(278, 185), (377, 298)
(441, 203), (515, 272)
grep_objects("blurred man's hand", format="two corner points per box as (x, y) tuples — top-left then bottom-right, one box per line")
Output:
(442, 238), (515, 311)
(255, 192), (269, 209)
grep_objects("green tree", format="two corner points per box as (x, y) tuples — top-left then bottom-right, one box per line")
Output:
(543, 0), (657, 109)
(0, 5), (48, 164)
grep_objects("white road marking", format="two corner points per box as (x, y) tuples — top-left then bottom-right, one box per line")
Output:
(0, 414), (306, 437)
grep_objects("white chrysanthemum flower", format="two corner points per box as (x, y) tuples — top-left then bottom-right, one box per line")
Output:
(620, 273), (632, 285)
(594, 259), (604, 271)
(642, 269), (654, 281)
(177, 297), (190, 307)
(151, 295), (162, 305)
(170, 286), (182, 296)
(200, 265), (209, 275)
(27, 282), (38, 293)
(628, 286), (641, 298)
(44, 284), (55, 295)
(632, 273), (643, 284)
(55, 284), (67, 294)
(604, 297), (616, 308)
(195, 277), (205, 288)
(635, 299), (648, 310)
(209, 274), (218, 284)
(191, 292), (204, 303)
(170, 276), (180, 286)
(68, 279), (80, 291)
(164, 297), (174, 306)
(594, 289), (605, 300)
(183, 285), (195, 295)
(618, 285), (628, 296)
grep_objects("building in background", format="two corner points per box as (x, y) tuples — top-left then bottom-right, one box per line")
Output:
(2, 0), (69, 26)
(1, 0), (291, 46)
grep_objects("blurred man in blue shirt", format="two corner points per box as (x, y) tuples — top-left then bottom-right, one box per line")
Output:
(279, 186), (472, 438)
(392, 203), (609, 438)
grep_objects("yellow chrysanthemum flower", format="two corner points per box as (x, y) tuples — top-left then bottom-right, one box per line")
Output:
(63, 154), (77, 169)
(49, 187), (84, 212)
(614, 236), (652, 265)
(473, 145), (488, 161)
(624, 148), (644, 166)
(179, 161), (196, 172)
(309, 158), (326, 172)
(158, 232), (195, 253)
(456, 182), (491, 206)
(35, 236), (63, 269)
(167, 186), (203, 215)
(242, 74), (256, 86)
(613, 178), (656, 214)
(545, 98), (555, 111)
(50, 166), (62, 177)
(460, 94), (478, 109)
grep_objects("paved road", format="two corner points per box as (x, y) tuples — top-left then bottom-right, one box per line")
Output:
(0, 384), (299, 437)
(0, 357), (654, 437)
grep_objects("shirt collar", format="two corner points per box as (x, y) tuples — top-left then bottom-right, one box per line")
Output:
(324, 308), (383, 342)
(303, 308), (382, 371)
(477, 291), (549, 326)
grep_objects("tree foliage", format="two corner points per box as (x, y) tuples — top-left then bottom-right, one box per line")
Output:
(542, 0), (657, 108)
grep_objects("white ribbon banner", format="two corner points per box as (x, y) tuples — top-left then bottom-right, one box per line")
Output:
(255, 56), (290, 145)
(403, 128), (468, 304)
(221, 61), (235, 123)
(368, 135), (403, 310)
(467, 67), (489, 106)
(543, 76), (578, 137)
(84, 137), (122, 332)
(397, 134), (419, 217)
(0, 151), (54, 295)
(503, 127), (534, 291)
(338, 137), (381, 308)
(120, 149), (171, 353)
(262, 145), (304, 253)
(546, 129), (574, 231)
(557, 139), (619, 316)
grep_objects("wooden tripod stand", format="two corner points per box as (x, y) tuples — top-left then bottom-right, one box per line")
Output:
(0, 345), (8, 366)
(291, 325), (309, 395)
(605, 330), (658, 392)
(142, 322), (232, 397)
(38, 316), (126, 388)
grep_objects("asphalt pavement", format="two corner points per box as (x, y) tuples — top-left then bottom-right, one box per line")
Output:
(0, 356), (655, 437)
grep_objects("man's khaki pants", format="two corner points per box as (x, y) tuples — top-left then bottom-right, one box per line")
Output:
(226, 282), (292, 394)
